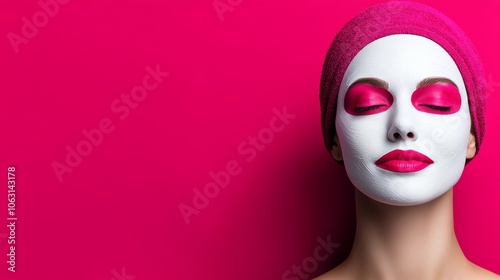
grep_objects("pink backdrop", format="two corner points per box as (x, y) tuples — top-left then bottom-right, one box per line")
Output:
(1, 0), (499, 279)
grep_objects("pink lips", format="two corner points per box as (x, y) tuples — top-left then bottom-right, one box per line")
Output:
(375, 150), (433, 173)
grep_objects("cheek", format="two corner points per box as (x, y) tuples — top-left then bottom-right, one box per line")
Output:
(337, 113), (388, 155)
(417, 113), (471, 158)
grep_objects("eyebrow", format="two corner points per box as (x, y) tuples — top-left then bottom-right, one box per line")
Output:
(350, 78), (389, 89)
(349, 77), (458, 90)
(417, 77), (458, 88)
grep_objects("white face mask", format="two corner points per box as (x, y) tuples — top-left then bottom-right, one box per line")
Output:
(336, 34), (472, 206)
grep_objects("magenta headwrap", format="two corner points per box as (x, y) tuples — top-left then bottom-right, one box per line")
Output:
(320, 1), (486, 159)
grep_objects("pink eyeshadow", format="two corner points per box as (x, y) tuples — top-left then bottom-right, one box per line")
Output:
(344, 84), (393, 115)
(411, 83), (461, 114)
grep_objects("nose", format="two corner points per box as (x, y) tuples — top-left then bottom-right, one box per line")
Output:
(387, 104), (419, 142)
(388, 128), (417, 141)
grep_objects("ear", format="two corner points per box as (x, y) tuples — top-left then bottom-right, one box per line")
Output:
(466, 132), (477, 159)
(330, 134), (343, 161)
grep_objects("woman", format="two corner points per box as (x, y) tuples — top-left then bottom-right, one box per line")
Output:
(316, 2), (500, 279)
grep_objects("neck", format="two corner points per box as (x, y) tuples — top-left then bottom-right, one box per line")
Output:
(345, 188), (471, 280)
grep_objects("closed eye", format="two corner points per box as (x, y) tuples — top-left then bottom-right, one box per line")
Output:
(354, 105), (386, 113)
(420, 104), (451, 112)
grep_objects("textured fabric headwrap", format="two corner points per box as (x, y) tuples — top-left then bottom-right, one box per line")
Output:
(320, 1), (486, 160)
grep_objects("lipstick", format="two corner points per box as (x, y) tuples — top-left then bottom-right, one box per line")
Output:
(375, 149), (433, 173)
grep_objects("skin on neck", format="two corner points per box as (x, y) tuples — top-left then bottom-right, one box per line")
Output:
(342, 187), (470, 280)
(315, 185), (500, 280)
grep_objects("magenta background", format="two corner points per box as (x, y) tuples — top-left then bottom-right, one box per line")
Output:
(1, 0), (499, 279)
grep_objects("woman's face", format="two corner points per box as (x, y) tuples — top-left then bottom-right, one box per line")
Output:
(335, 34), (473, 206)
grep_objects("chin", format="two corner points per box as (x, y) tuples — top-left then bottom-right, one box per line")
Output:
(355, 182), (454, 206)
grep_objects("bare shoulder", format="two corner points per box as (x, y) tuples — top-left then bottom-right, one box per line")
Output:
(313, 270), (341, 280)
(469, 263), (500, 280)
(312, 260), (500, 280)
(313, 262), (350, 280)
